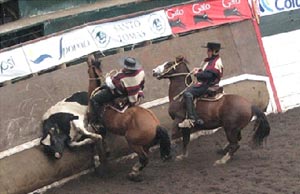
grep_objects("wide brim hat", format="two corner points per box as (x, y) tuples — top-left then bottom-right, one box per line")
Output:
(119, 57), (141, 70)
(201, 42), (223, 50)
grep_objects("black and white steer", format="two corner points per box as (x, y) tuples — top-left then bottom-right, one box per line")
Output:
(40, 91), (103, 165)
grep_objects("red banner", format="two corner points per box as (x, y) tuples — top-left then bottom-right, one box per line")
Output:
(165, 0), (252, 34)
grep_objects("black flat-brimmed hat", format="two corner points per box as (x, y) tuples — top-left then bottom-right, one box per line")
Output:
(120, 57), (141, 70)
(201, 42), (223, 50)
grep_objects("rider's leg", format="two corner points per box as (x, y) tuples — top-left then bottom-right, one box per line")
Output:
(89, 88), (115, 126)
(183, 91), (204, 125)
(188, 85), (208, 124)
(178, 85), (210, 127)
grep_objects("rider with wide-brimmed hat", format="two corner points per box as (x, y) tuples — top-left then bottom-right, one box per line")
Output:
(89, 57), (145, 128)
(178, 42), (224, 128)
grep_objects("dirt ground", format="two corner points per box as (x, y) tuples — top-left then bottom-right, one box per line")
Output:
(45, 107), (300, 194)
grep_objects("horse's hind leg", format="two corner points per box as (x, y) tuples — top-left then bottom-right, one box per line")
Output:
(127, 145), (149, 182)
(214, 128), (241, 166)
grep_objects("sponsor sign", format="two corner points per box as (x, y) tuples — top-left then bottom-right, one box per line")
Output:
(22, 36), (60, 73)
(165, 0), (252, 34)
(22, 28), (97, 73)
(87, 10), (172, 51)
(0, 48), (32, 83)
(260, 0), (300, 16)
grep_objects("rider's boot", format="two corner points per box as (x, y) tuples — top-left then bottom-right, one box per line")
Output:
(89, 99), (106, 133)
(178, 94), (204, 128)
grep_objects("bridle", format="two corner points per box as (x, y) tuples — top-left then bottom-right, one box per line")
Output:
(158, 60), (195, 100)
(158, 61), (189, 78)
(159, 60), (194, 87)
(88, 65), (104, 89)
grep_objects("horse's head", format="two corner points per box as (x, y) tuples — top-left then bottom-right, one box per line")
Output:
(87, 54), (103, 93)
(152, 55), (190, 79)
(87, 54), (103, 77)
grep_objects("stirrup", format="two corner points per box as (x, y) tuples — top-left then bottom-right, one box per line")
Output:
(178, 119), (195, 128)
(90, 122), (104, 131)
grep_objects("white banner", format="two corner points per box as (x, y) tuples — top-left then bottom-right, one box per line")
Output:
(259, 0), (300, 16)
(87, 10), (172, 51)
(0, 48), (32, 83)
(22, 36), (60, 73)
(22, 28), (98, 73)
(56, 27), (98, 64)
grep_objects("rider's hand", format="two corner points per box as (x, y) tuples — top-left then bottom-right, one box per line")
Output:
(193, 68), (201, 75)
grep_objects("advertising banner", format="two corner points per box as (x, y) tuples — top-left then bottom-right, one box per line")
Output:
(87, 10), (172, 51)
(165, 0), (252, 34)
(259, 0), (300, 16)
(0, 48), (32, 83)
(22, 28), (97, 73)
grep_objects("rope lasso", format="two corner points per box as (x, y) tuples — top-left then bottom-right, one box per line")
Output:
(173, 72), (195, 101)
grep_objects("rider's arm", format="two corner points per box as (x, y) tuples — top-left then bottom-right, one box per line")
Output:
(105, 76), (115, 89)
(196, 71), (215, 81)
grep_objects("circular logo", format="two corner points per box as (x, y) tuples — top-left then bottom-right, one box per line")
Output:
(91, 26), (110, 48)
(148, 13), (166, 35)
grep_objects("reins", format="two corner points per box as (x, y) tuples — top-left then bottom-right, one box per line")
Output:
(159, 61), (195, 101)
(88, 65), (105, 86)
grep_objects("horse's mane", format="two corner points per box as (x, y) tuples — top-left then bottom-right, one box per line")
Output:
(89, 59), (102, 87)
(175, 55), (191, 73)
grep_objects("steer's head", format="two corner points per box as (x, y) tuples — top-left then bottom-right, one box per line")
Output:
(40, 113), (77, 159)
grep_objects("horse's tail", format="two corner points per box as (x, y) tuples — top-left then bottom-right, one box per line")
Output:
(155, 125), (171, 161)
(251, 105), (271, 146)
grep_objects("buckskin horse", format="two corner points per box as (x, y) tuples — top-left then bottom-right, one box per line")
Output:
(86, 54), (171, 181)
(152, 55), (270, 165)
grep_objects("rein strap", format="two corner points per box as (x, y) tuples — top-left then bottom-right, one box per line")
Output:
(162, 73), (189, 78)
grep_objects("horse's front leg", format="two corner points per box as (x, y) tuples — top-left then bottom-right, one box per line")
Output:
(93, 137), (107, 169)
(176, 127), (191, 161)
(127, 145), (149, 182)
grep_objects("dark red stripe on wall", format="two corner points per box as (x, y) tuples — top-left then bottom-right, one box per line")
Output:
(252, 19), (282, 112)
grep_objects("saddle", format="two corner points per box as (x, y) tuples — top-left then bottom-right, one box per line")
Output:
(197, 85), (224, 101)
(108, 97), (130, 113)
(91, 86), (130, 113)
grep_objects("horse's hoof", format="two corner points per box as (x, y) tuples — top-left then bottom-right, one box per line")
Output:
(213, 160), (224, 166)
(127, 172), (143, 182)
(213, 153), (231, 166)
(175, 154), (188, 161)
(94, 155), (101, 168)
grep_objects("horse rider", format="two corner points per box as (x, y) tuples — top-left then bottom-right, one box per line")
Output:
(89, 57), (145, 129)
(178, 42), (224, 128)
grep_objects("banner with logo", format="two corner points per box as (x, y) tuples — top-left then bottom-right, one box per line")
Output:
(165, 0), (252, 34)
(259, 0), (300, 16)
(0, 48), (32, 83)
(22, 28), (97, 73)
(87, 10), (172, 51)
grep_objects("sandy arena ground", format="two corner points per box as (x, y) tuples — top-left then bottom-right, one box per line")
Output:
(45, 107), (300, 194)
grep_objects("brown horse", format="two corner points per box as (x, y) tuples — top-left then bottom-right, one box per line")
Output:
(152, 56), (270, 165)
(86, 54), (171, 181)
